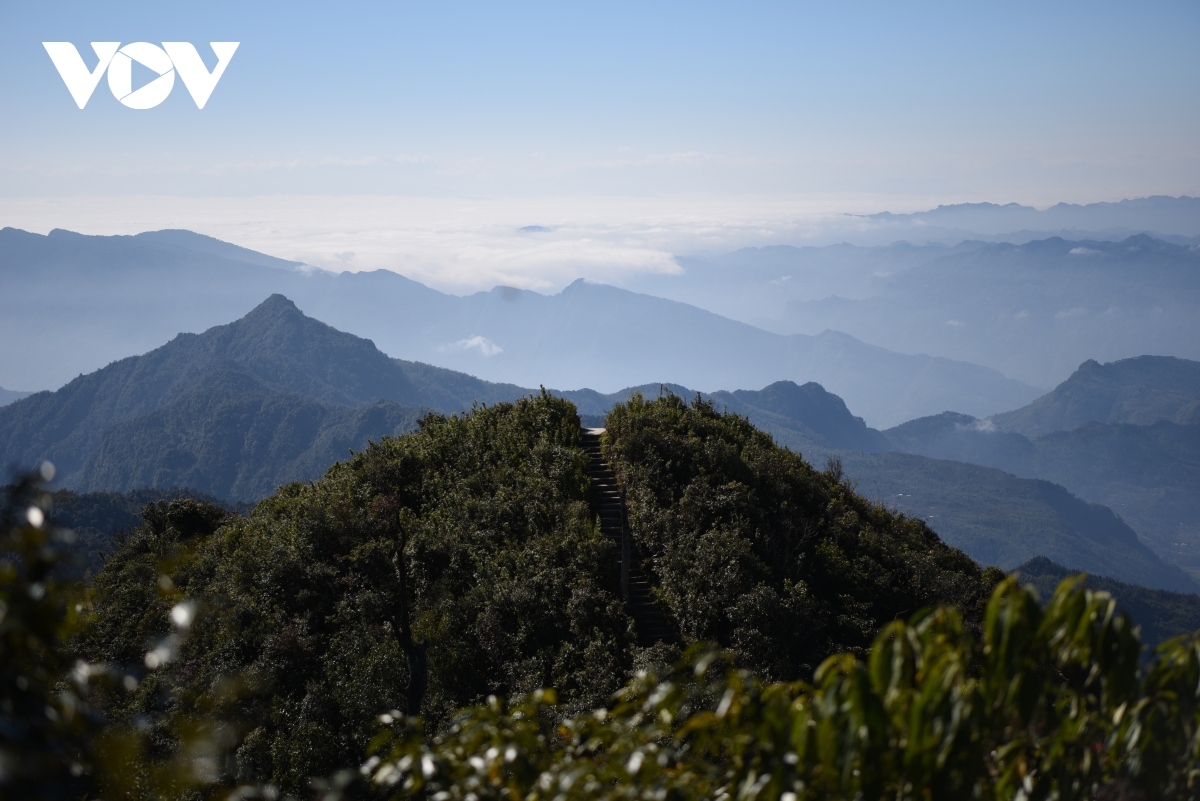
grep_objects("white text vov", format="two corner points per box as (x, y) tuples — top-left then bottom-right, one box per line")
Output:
(43, 42), (239, 109)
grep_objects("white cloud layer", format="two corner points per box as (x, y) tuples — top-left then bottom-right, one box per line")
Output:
(0, 193), (994, 293)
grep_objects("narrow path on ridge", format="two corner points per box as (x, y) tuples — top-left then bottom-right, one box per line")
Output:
(582, 427), (672, 647)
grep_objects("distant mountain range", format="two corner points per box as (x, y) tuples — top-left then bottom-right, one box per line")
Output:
(6, 197), (1199, 404)
(561, 379), (891, 453)
(0, 227), (1041, 428)
(861, 196), (1200, 239)
(881, 356), (1200, 584)
(780, 235), (1200, 388)
(3, 296), (1191, 593)
(638, 234), (1200, 390)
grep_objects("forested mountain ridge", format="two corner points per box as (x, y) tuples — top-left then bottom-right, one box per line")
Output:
(602, 394), (997, 674)
(77, 367), (426, 502)
(76, 392), (1000, 793)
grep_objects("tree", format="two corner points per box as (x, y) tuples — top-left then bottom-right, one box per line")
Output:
(363, 576), (1200, 801)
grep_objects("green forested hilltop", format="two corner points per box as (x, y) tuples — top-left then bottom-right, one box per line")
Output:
(76, 392), (1008, 793)
(602, 392), (1000, 679)
(79, 393), (633, 793)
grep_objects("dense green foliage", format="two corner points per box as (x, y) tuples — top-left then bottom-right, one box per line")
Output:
(1017, 556), (1200, 649)
(603, 393), (1000, 679)
(368, 577), (1200, 801)
(77, 393), (634, 794)
(80, 367), (425, 501)
(45, 486), (226, 576)
(3, 395), (1200, 799)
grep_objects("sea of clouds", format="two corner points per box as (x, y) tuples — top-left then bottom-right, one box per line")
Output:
(0, 193), (958, 293)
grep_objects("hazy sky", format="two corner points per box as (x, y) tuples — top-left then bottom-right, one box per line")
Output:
(1, 1), (1197, 287)
(4, 0), (1198, 199)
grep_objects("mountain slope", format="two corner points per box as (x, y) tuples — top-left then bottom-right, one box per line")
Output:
(1, 227), (1040, 427)
(992, 355), (1200, 437)
(827, 450), (1196, 592)
(882, 410), (1200, 581)
(0, 294), (527, 485)
(887, 354), (1200, 578)
(77, 366), (426, 502)
(0, 226), (331, 391)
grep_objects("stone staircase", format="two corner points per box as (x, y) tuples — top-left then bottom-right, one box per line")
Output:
(581, 428), (672, 646)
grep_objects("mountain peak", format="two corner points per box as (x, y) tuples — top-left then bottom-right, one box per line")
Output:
(993, 354), (1200, 436)
(249, 293), (300, 315)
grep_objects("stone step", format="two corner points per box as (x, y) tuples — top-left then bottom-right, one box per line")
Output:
(583, 428), (673, 648)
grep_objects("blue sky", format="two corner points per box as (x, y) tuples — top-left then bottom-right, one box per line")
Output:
(0, 1), (1197, 289)
(2, 0), (1197, 200)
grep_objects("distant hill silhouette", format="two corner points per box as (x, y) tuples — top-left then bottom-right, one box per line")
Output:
(862, 196), (1200, 237)
(0, 386), (31, 407)
(0, 294), (526, 491)
(768, 236), (1200, 388)
(992, 355), (1200, 437)
(881, 359), (1200, 584)
(0, 227), (1041, 427)
(826, 449), (1196, 593)
(563, 380), (892, 453)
